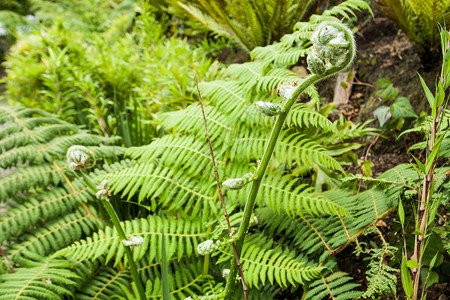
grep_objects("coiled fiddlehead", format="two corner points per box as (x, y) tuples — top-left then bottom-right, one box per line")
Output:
(223, 20), (356, 299)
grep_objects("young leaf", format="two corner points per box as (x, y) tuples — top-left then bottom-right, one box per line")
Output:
(390, 97), (418, 119)
(429, 252), (439, 269)
(418, 74), (435, 109)
(411, 154), (425, 173)
(398, 199), (405, 226)
(401, 256), (413, 299)
(375, 82), (399, 101)
(361, 160), (373, 177)
(374, 105), (391, 127)
(424, 134), (445, 174)
(406, 260), (419, 269)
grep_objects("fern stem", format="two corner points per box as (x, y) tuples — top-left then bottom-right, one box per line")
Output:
(0, 246), (15, 273)
(223, 20), (355, 299)
(196, 82), (248, 299)
(79, 171), (146, 300)
(223, 74), (319, 299)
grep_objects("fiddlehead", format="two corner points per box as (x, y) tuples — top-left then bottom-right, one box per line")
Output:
(223, 20), (356, 299)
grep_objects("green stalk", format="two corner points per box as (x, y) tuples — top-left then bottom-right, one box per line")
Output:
(161, 230), (171, 300)
(223, 20), (355, 299)
(80, 172), (146, 300)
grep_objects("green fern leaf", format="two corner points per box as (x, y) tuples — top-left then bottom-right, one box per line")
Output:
(55, 216), (208, 265)
(258, 173), (350, 217)
(0, 253), (79, 300)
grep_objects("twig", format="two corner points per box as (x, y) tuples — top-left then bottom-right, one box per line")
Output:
(196, 82), (248, 300)
(0, 246), (15, 273)
(357, 129), (386, 193)
(353, 75), (376, 89)
(79, 172), (146, 300)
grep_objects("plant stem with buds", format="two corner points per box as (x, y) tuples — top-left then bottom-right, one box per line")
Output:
(223, 21), (356, 299)
(80, 172), (146, 300)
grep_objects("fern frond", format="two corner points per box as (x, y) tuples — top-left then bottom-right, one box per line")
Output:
(361, 244), (398, 298)
(231, 132), (343, 171)
(0, 161), (67, 199)
(0, 123), (79, 152)
(0, 183), (90, 242)
(257, 173), (350, 217)
(286, 103), (337, 132)
(255, 68), (302, 92)
(125, 134), (225, 178)
(158, 105), (233, 142)
(0, 133), (113, 168)
(176, 2), (235, 41)
(218, 234), (324, 288)
(223, 63), (266, 92)
(7, 207), (102, 262)
(259, 188), (393, 255)
(199, 80), (250, 113)
(322, 0), (372, 18)
(0, 253), (79, 300)
(74, 266), (131, 300)
(107, 163), (218, 215)
(141, 257), (209, 299)
(55, 215), (208, 265)
(251, 44), (309, 66)
(305, 271), (363, 300)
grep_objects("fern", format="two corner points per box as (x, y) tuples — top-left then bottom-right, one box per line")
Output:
(0, 5), (398, 299)
(361, 244), (398, 298)
(216, 234), (324, 288)
(0, 107), (130, 297)
(376, 0), (450, 50)
(55, 215), (208, 265)
(75, 266), (132, 300)
(0, 252), (79, 300)
(305, 271), (363, 300)
(102, 12), (383, 299)
(175, 0), (370, 51)
(257, 173), (349, 218)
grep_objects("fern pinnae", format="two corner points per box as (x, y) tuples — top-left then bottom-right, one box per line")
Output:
(0, 123), (78, 152)
(305, 271), (362, 300)
(0, 184), (90, 242)
(223, 63), (266, 92)
(252, 43), (309, 66)
(0, 254), (80, 300)
(55, 215), (208, 265)
(75, 266), (131, 300)
(126, 135), (225, 178)
(158, 105), (233, 142)
(218, 234), (324, 288)
(0, 162), (66, 199)
(258, 173), (350, 218)
(255, 68), (302, 92)
(108, 163), (218, 216)
(7, 207), (102, 262)
(286, 103), (337, 132)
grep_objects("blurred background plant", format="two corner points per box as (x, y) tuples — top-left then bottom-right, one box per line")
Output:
(171, 0), (324, 52)
(2, 1), (225, 146)
(0, 0), (34, 63)
(374, 0), (450, 53)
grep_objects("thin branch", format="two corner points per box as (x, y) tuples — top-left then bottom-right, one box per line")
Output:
(196, 82), (248, 300)
(0, 246), (15, 273)
(353, 75), (376, 89)
(357, 129), (386, 193)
